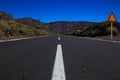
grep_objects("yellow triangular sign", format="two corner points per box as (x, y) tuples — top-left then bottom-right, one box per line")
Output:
(108, 12), (117, 22)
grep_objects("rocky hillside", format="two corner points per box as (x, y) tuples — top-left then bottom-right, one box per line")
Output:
(1, 10), (119, 40)
(65, 22), (120, 38)
(0, 11), (14, 20)
(46, 21), (94, 33)
(15, 18), (45, 28)
(0, 11), (52, 40)
(16, 18), (95, 34)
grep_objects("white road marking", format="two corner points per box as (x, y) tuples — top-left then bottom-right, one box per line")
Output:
(51, 44), (66, 80)
(66, 35), (120, 44)
(58, 35), (60, 40)
(79, 37), (120, 44)
(0, 35), (54, 43)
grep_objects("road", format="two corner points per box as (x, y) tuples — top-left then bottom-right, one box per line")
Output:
(0, 35), (120, 80)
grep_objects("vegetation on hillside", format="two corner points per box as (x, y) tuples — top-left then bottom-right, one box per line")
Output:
(65, 22), (120, 39)
(46, 21), (94, 33)
(0, 10), (120, 40)
(0, 11), (52, 40)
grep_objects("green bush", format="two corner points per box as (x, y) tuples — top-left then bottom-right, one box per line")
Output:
(0, 30), (4, 40)
(29, 27), (39, 35)
(38, 29), (51, 35)
(19, 27), (36, 37)
(113, 27), (119, 35)
(0, 24), (10, 32)
(105, 27), (119, 36)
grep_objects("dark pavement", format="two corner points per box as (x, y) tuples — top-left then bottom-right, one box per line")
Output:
(0, 36), (58, 80)
(61, 35), (120, 80)
(0, 35), (120, 80)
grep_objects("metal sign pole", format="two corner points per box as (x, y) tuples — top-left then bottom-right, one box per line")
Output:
(108, 12), (117, 40)
(111, 22), (113, 40)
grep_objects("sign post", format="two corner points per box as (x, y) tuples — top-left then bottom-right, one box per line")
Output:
(111, 22), (113, 40)
(108, 12), (117, 40)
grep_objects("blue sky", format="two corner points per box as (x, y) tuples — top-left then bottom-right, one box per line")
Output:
(0, 0), (120, 23)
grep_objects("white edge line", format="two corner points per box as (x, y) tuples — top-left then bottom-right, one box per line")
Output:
(79, 37), (120, 44)
(0, 35), (55, 43)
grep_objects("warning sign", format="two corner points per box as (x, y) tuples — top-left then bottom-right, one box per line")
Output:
(108, 12), (117, 22)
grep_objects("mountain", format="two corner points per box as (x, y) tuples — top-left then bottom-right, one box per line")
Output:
(46, 21), (95, 33)
(16, 18), (95, 34)
(0, 11), (52, 40)
(65, 22), (120, 37)
(1, 10), (120, 40)
(0, 11), (14, 20)
(15, 18), (45, 28)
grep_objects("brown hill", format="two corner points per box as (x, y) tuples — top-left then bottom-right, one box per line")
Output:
(65, 22), (120, 38)
(0, 11), (14, 20)
(46, 21), (95, 33)
(0, 11), (52, 40)
(16, 18), (95, 34)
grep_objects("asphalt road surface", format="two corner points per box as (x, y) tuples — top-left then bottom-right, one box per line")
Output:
(0, 35), (120, 80)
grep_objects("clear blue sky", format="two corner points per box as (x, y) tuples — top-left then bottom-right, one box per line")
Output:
(0, 0), (120, 23)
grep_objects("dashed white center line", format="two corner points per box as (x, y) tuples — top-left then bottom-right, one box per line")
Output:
(51, 44), (66, 80)
(58, 35), (60, 40)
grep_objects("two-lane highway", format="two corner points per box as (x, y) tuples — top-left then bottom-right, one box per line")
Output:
(0, 35), (120, 80)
